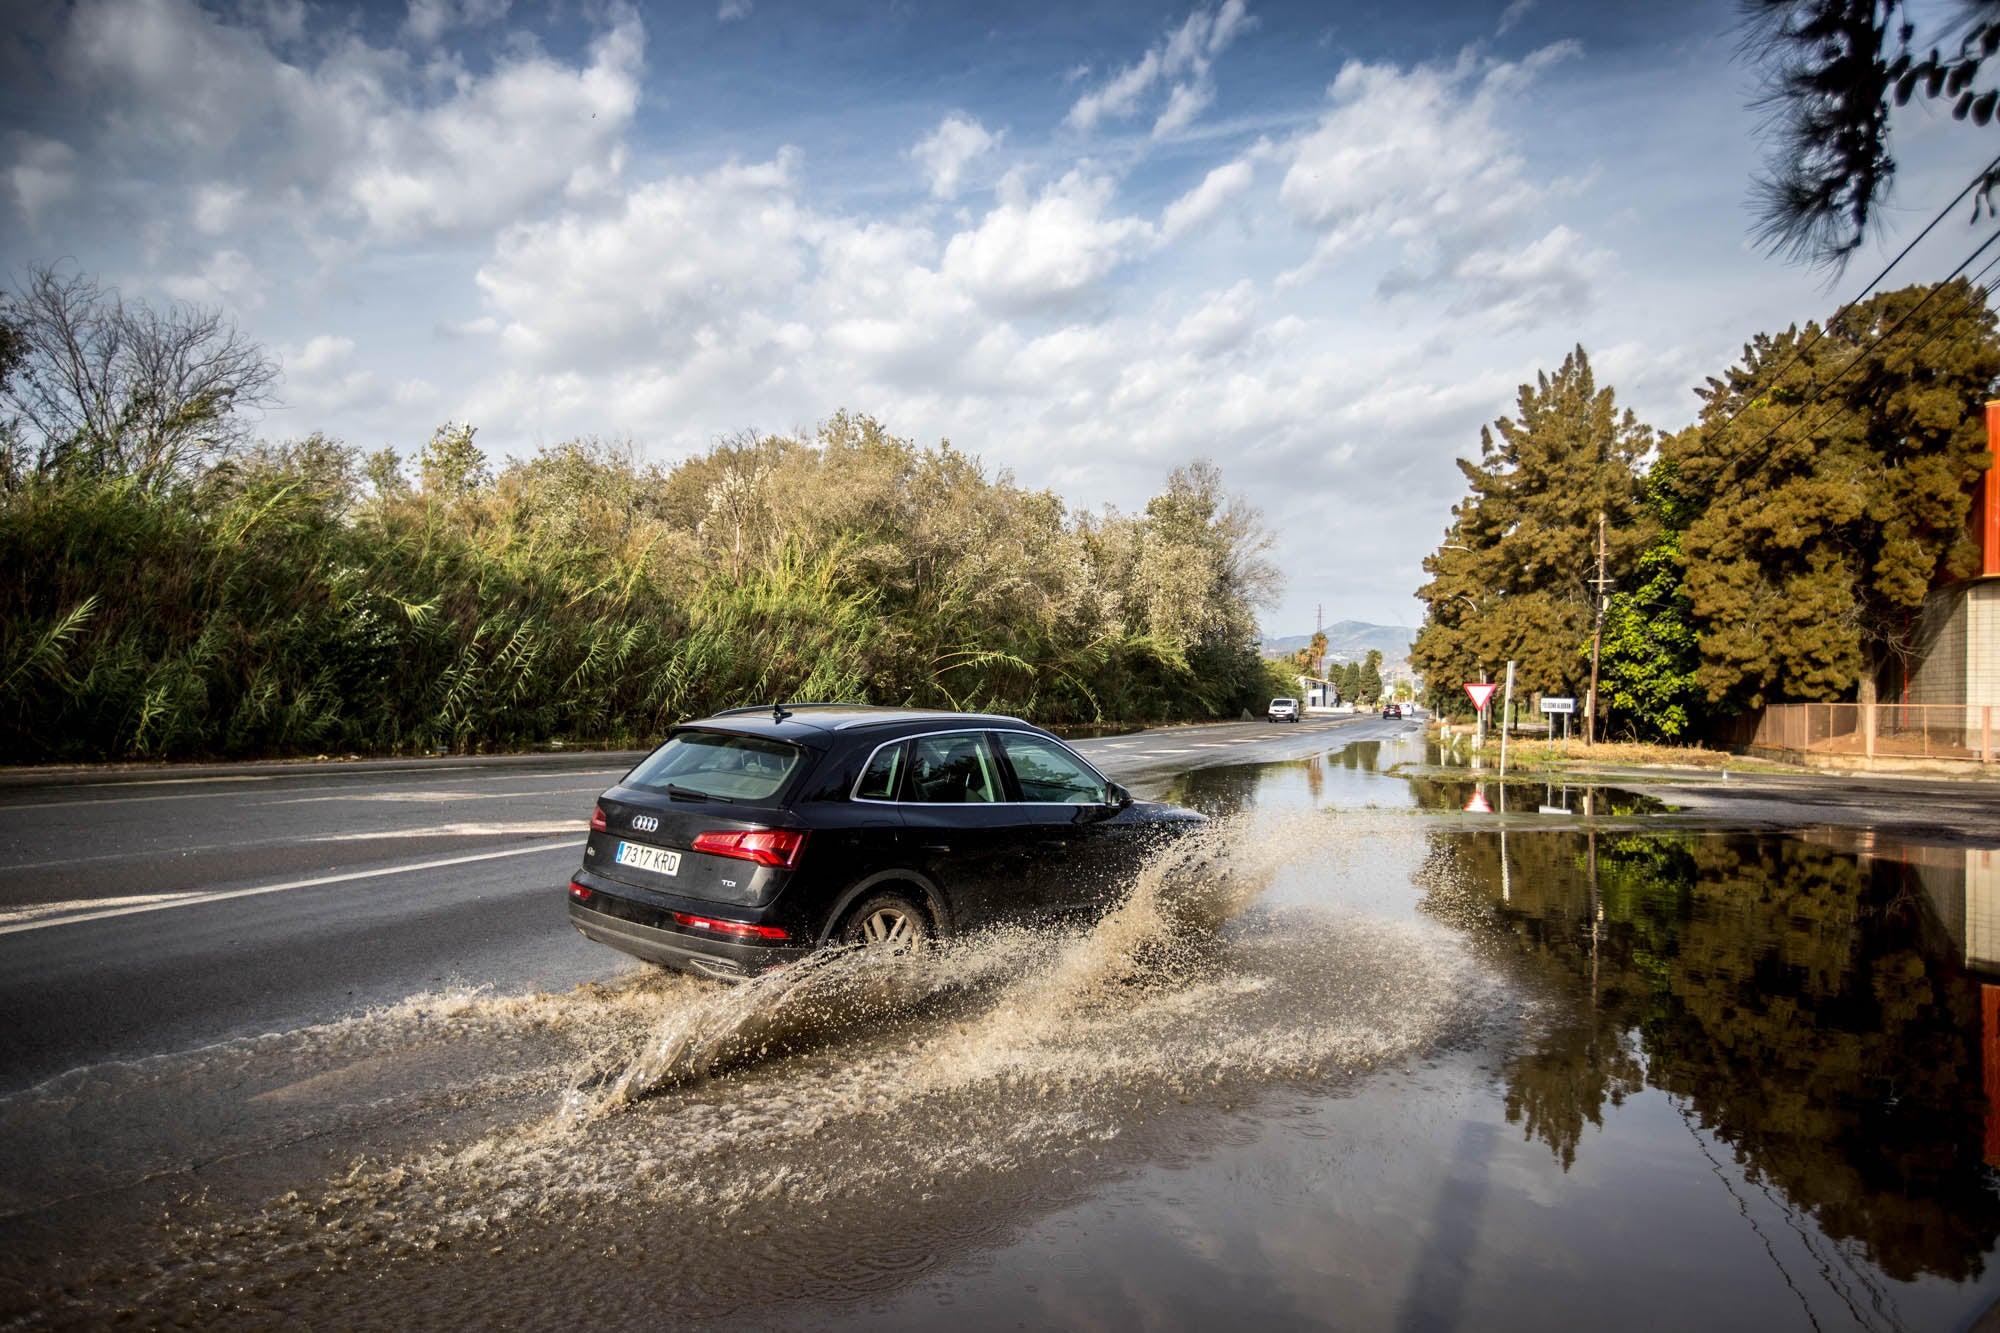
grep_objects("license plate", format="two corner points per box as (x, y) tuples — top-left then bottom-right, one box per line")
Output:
(615, 841), (681, 877)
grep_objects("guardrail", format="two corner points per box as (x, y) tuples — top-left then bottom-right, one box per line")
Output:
(1732, 703), (1998, 764)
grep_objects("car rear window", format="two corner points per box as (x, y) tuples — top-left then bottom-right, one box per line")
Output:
(624, 731), (804, 802)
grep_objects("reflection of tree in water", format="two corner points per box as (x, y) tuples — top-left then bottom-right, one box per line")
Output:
(1501, 998), (1646, 1172)
(1168, 753), (1333, 817)
(1334, 741), (1381, 773)
(1422, 830), (2000, 1282)
(1165, 763), (1262, 818)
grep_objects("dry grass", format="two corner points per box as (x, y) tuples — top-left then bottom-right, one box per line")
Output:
(1441, 734), (1795, 773)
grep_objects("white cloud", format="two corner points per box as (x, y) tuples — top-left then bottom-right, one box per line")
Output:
(940, 169), (1153, 310)
(1065, 1), (1255, 135)
(190, 182), (247, 235)
(280, 334), (375, 417)
(912, 115), (1000, 200)
(1159, 157), (1254, 240)
(343, 13), (644, 237)
(1426, 225), (1612, 330)
(1277, 42), (1581, 293)
(475, 153), (811, 369)
(5, 134), (78, 226)
(1152, 82), (1214, 138)
(404, 0), (509, 46)
(718, 0), (752, 20)
(1068, 50), (1162, 132)
(1171, 280), (1259, 354)
(54, 0), (643, 243)
(159, 247), (264, 308)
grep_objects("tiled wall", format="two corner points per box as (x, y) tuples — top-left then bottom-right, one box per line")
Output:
(1908, 583), (1970, 705)
(1972, 580), (2000, 708)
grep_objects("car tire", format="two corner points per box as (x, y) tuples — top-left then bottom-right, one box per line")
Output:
(838, 891), (931, 952)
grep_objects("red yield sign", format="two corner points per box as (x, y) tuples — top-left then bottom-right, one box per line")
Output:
(1464, 682), (1499, 711)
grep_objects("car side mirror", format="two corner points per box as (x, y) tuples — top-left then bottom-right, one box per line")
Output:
(1104, 783), (1132, 809)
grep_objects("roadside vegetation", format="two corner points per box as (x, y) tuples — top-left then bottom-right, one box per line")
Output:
(0, 266), (1284, 764)
(1412, 279), (2000, 741)
(1437, 737), (1800, 775)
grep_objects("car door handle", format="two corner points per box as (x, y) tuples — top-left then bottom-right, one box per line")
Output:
(922, 843), (952, 854)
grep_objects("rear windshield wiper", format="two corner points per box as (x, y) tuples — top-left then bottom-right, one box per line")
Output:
(666, 783), (731, 803)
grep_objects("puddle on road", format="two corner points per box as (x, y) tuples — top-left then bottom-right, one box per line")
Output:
(1162, 737), (1674, 821)
(0, 808), (1495, 1330)
(7, 733), (2000, 1332)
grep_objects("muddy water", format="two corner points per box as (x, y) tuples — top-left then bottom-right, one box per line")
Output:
(4, 735), (2000, 1331)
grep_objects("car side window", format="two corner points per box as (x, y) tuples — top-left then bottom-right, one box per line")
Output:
(856, 740), (906, 801)
(908, 732), (1001, 804)
(995, 732), (1108, 805)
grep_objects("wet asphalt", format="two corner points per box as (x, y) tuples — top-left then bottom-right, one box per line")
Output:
(0, 714), (1381, 1095)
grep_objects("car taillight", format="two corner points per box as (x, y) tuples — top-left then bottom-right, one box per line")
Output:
(590, 805), (607, 831)
(690, 828), (808, 868)
(671, 911), (790, 941)
(568, 880), (592, 901)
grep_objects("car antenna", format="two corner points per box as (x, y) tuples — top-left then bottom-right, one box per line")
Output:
(772, 700), (792, 723)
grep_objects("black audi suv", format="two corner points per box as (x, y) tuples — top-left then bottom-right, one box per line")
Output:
(566, 704), (1205, 980)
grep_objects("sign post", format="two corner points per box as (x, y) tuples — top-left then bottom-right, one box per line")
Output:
(1541, 696), (1576, 753)
(1499, 661), (1516, 778)
(1464, 682), (1498, 755)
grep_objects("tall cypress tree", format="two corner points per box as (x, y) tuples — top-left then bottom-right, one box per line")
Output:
(1413, 347), (1652, 709)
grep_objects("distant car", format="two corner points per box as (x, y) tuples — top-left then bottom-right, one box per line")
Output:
(1381, 702), (1400, 719)
(567, 705), (1206, 980)
(1268, 697), (1301, 723)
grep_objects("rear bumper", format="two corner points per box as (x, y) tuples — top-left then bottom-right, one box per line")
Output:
(567, 896), (810, 980)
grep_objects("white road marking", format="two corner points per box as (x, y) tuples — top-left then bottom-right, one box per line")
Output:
(0, 821), (588, 873)
(0, 842), (573, 937)
(305, 820), (586, 842)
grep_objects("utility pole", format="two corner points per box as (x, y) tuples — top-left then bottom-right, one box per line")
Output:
(1585, 510), (1610, 748)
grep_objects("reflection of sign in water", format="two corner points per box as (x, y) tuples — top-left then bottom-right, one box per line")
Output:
(1540, 697), (1576, 714)
(1464, 789), (1492, 813)
(1464, 682), (1498, 710)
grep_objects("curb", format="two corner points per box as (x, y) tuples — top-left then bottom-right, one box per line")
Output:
(0, 748), (652, 792)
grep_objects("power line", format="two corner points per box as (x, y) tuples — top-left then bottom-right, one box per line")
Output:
(1705, 223), (2000, 485)
(1696, 150), (2000, 465)
(1758, 247), (2000, 470)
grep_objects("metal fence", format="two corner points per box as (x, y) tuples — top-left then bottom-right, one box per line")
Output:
(1734, 703), (1998, 764)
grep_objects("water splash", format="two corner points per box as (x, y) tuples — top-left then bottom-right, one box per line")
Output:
(5, 807), (1498, 1328)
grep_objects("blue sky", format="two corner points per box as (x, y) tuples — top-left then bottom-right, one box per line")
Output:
(3, 0), (1991, 636)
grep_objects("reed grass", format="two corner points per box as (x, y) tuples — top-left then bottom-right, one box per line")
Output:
(0, 419), (1279, 761)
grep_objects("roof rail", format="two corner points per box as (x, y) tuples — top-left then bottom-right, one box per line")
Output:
(709, 701), (862, 718)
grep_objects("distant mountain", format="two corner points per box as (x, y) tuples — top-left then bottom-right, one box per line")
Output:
(1262, 620), (1414, 669)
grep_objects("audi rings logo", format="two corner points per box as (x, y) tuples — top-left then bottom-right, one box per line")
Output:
(630, 815), (660, 833)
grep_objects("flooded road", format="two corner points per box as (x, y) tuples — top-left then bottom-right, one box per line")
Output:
(5, 731), (2000, 1330)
